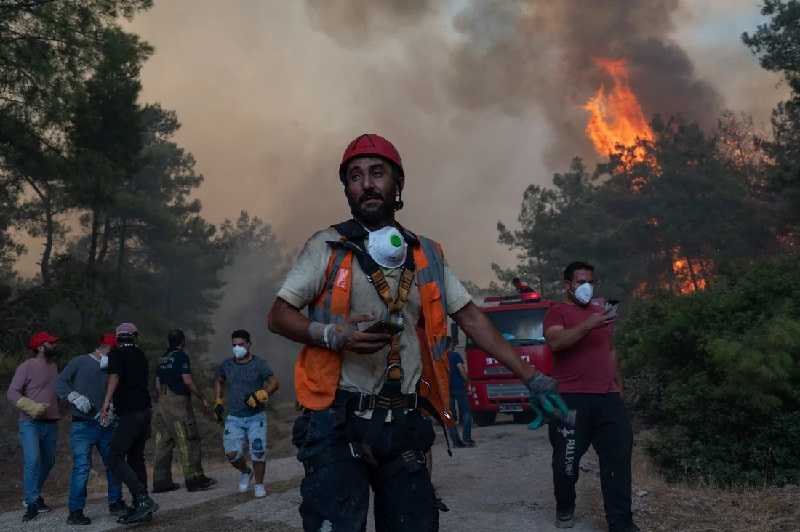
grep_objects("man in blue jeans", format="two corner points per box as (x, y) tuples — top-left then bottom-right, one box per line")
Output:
(6, 331), (61, 522)
(56, 333), (130, 525)
(447, 337), (475, 447)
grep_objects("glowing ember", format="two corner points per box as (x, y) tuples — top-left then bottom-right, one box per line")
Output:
(583, 58), (654, 161)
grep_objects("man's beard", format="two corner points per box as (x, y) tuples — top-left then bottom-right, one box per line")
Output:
(347, 190), (396, 227)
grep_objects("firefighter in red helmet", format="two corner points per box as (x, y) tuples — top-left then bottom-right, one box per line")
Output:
(268, 133), (568, 531)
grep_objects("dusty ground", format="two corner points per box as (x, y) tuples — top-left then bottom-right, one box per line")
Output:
(0, 404), (797, 532)
(0, 413), (601, 532)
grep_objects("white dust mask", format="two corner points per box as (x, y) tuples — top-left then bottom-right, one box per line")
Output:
(232, 345), (248, 359)
(367, 226), (407, 269)
(574, 282), (593, 305)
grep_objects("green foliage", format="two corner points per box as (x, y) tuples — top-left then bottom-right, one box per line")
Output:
(743, 0), (800, 232)
(617, 255), (800, 486)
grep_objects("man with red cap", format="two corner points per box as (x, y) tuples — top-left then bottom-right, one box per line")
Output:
(268, 134), (568, 531)
(100, 322), (159, 525)
(6, 331), (61, 522)
(56, 333), (130, 525)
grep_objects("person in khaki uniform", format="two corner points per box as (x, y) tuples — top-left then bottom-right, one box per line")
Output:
(153, 329), (216, 493)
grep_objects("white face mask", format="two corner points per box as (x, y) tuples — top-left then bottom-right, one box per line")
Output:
(367, 226), (407, 269)
(573, 282), (594, 305)
(232, 345), (248, 359)
(99, 355), (109, 369)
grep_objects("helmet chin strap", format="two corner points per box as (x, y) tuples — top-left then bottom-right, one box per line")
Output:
(394, 188), (404, 211)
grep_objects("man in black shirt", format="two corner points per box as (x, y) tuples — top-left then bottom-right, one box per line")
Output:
(100, 322), (159, 525)
(153, 329), (215, 493)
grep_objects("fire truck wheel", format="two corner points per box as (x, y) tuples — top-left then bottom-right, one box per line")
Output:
(473, 412), (497, 427)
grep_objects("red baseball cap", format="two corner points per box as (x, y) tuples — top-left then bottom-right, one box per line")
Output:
(29, 331), (59, 351)
(100, 333), (117, 348)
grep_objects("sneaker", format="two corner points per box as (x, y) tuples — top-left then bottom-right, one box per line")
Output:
(108, 500), (131, 517)
(22, 502), (39, 522)
(117, 495), (159, 525)
(67, 510), (92, 525)
(556, 507), (575, 529)
(198, 475), (217, 487)
(152, 481), (180, 493)
(254, 484), (267, 498)
(238, 469), (253, 493)
(35, 497), (51, 512)
(452, 439), (466, 448)
(186, 476), (216, 492)
(464, 439), (477, 447)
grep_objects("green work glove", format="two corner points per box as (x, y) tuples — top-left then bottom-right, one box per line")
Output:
(524, 374), (572, 429)
(527, 391), (575, 430)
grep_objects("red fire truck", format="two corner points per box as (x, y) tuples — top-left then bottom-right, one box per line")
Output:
(463, 279), (554, 426)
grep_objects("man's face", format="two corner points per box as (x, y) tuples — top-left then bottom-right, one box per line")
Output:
(232, 337), (250, 353)
(343, 156), (401, 227)
(566, 269), (594, 296)
(98, 345), (111, 356)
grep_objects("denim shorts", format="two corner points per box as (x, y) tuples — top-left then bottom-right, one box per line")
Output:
(223, 412), (268, 462)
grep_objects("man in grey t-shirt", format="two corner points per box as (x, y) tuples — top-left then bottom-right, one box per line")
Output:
(214, 329), (279, 498)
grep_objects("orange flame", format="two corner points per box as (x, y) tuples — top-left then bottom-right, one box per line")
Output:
(583, 58), (653, 161)
(672, 250), (710, 294)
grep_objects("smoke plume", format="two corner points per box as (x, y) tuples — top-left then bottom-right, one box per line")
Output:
(115, 1), (785, 381)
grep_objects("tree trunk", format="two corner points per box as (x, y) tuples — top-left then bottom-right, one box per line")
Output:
(87, 207), (100, 281)
(98, 215), (111, 264)
(40, 194), (53, 288)
(112, 218), (127, 315)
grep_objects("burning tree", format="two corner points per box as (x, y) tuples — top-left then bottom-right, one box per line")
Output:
(497, 116), (770, 300)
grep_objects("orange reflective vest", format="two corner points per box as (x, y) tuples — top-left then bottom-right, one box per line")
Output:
(294, 235), (453, 427)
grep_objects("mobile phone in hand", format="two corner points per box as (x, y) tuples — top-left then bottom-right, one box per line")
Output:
(604, 299), (620, 320)
(361, 320), (404, 335)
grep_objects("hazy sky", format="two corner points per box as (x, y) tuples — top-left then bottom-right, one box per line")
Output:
(14, 0), (788, 285)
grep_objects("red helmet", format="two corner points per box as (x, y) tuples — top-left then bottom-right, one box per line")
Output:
(339, 133), (404, 180)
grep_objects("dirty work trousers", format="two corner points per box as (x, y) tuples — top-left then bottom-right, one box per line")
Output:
(153, 391), (205, 488)
(293, 407), (438, 532)
(109, 409), (151, 499)
(548, 392), (633, 530)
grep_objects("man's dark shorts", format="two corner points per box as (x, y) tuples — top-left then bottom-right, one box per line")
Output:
(293, 407), (439, 532)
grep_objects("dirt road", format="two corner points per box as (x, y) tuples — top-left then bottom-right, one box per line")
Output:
(0, 422), (602, 531)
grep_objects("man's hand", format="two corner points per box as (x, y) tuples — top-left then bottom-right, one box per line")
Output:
(67, 391), (93, 414)
(99, 399), (112, 425)
(198, 396), (211, 416)
(309, 314), (391, 354)
(213, 398), (225, 424)
(583, 310), (614, 331)
(245, 389), (269, 409)
(525, 373), (570, 425)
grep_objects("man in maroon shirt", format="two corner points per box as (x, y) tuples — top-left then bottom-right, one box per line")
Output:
(543, 262), (638, 532)
(6, 331), (61, 522)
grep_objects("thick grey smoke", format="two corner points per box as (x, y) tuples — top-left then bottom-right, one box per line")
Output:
(425, 1), (723, 167)
(209, 229), (296, 397)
